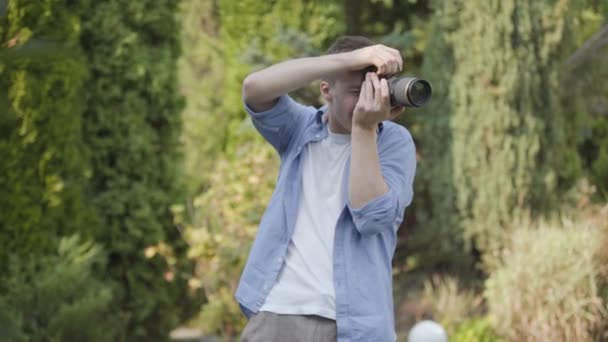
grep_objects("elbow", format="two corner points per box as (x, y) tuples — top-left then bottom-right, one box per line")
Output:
(348, 190), (401, 236)
(242, 73), (259, 104)
(242, 73), (280, 112)
(356, 214), (395, 236)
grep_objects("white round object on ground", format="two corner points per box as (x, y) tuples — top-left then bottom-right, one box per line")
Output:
(408, 320), (448, 342)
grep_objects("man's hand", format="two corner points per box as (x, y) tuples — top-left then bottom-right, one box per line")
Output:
(353, 72), (405, 131)
(347, 44), (403, 76)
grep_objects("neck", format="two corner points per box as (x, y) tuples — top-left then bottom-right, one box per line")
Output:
(326, 107), (350, 134)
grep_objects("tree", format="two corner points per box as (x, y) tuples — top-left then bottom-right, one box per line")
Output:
(78, 1), (200, 339)
(0, 0), (99, 276)
(177, 0), (344, 335)
(416, 0), (585, 269)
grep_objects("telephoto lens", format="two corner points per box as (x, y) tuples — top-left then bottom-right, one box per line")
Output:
(387, 77), (432, 107)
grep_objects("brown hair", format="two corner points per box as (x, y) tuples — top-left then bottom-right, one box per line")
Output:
(323, 36), (376, 84)
(325, 35), (375, 55)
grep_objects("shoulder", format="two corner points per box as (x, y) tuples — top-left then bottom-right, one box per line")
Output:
(380, 121), (414, 146)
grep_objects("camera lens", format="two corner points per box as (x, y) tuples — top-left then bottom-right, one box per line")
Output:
(408, 80), (432, 107)
(388, 76), (432, 107)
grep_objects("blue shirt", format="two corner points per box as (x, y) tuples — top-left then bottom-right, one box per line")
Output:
(235, 95), (417, 341)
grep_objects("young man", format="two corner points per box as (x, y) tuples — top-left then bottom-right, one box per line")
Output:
(236, 36), (417, 342)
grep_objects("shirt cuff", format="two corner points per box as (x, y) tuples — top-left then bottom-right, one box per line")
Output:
(244, 94), (291, 121)
(347, 188), (398, 236)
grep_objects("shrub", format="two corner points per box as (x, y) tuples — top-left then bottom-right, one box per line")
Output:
(0, 235), (124, 342)
(78, 1), (201, 339)
(0, 0), (99, 273)
(421, 275), (484, 334)
(485, 214), (607, 341)
(174, 135), (279, 337)
(450, 318), (504, 342)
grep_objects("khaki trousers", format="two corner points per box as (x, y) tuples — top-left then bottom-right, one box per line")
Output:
(240, 312), (337, 342)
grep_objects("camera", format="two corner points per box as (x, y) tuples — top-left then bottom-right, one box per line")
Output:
(361, 66), (432, 107)
(387, 76), (432, 108)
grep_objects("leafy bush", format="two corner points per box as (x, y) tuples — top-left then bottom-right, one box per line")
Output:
(78, 1), (202, 339)
(174, 134), (279, 337)
(0, 235), (124, 342)
(0, 0), (99, 272)
(592, 205), (608, 340)
(421, 275), (483, 334)
(450, 318), (504, 342)
(485, 213), (607, 341)
(176, 0), (344, 336)
(2, 1), (201, 339)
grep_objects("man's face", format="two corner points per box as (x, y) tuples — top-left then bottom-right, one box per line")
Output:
(321, 71), (365, 134)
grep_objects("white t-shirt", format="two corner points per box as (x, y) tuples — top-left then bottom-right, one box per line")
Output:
(259, 129), (351, 320)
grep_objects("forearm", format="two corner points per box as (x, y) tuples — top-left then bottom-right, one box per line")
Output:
(242, 53), (357, 103)
(349, 126), (388, 208)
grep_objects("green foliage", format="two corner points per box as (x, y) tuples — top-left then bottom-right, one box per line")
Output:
(450, 318), (504, 342)
(407, 0), (474, 273)
(415, 0), (585, 269)
(174, 133), (278, 336)
(566, 8), (608, 200)
(0, 0), (99, 272)
(598, 205), (608, 340)
(485, 212), (607, 341)
(421, 275), (483, 334)
(177, 0), (351, 334)
(178, 0), (345, 195)
(0, 235), (124, 342)
(587, 114), (608, 199)
(78, 1), (201, 339)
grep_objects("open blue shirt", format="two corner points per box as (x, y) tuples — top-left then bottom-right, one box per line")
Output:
(235, 95), (417, 341)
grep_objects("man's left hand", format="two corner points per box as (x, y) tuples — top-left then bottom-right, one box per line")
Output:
(353, 72), (404, 130)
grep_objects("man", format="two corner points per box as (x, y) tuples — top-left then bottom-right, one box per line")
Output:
(236, 35), (417, 342)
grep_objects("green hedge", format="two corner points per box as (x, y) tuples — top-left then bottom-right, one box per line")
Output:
(1, 1), (201, 339)
(415, 0), (584, 269)
(0, 0), (98, 272)
(0, 235), (124, 342)
(78, 1), (199, 339)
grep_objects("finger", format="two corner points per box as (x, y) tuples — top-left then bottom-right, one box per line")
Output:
(378, 48), (395, 74)
(382, 52), (395, 75)
(387, 52), (401, 75)
(357, 76), (368, 105)
(380, 78), (390, 109)
(388, 60), (398, 75)
(374, 51), (392, 76)
(369, 72), (381, 103)
(388, 48), (403, 72)
(390, 58), (400, 74)
(376, 59), (387, 75)
(397, 53), (403, 70)
(364, 73), (373, 104)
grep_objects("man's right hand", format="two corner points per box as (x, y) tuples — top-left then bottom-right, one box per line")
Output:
(346, 44), (403, 76)
(242, 44), (403, 112)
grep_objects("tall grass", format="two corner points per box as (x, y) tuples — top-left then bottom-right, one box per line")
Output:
(485, 210), (607, 342)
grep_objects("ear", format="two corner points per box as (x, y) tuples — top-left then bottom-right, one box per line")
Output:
(320, 80), (333, 103)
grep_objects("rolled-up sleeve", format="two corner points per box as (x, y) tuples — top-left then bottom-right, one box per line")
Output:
(244, 95), (308, 153)
(348, 125), (416, 236)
